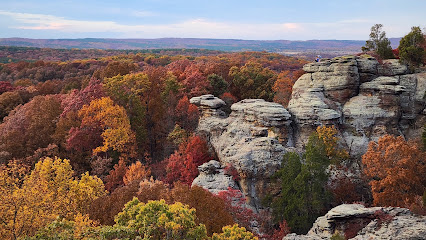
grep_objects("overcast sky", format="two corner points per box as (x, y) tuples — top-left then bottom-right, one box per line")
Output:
(0, 0), (425, 40)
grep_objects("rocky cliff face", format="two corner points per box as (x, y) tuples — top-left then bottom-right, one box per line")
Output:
(289, 55), (426, 156)
(190, 56), (426, 211)
(283, 204), (426, 240)
(190, 95), (292, 210)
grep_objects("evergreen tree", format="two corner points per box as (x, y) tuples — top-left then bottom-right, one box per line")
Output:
(399, 26), (426, 67)
(268, 133), (331, 234)
(362, 24), (394, 59)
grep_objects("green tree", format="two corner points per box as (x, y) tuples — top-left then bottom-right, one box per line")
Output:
(229, 62), (276, 101)
(362, 24), (394, 59)
(267, 133), (331, 234)
(399, 26), (426, 67)
(208, 73), (228, 97)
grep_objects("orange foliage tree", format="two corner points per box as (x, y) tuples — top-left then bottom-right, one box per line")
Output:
(78, 97), (137, 158)
(123, 161), (151, 185)
(273, 69), (304, 107)
(362, 135), (426, 207)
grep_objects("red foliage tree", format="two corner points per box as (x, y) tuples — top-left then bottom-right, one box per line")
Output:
(175, 96), (199, 132)
(0, 81), (15, 94)
(105, 159), (127, 192)
(216, 188), (260, 234)
(166, 135), (211, 185)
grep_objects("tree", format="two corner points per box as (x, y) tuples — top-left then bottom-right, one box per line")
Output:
(229, 62), (277, 101)
(208, 73), (229, 97)
(77, 97), (137, 158)
(0, 157), (106, 239)
(123, 161), (151, 185)
(362, 24), (394, 59)
(0, 91), (23, 121)
(103, 73), (150, 149)
(315, 125), (348, 164)
(0, 95), (62, 162)
(105, 159), (128, 192)
(399, 26), (426, 67)
(216, 188), (261, 235)
(175, 96), (199, 132)
(115, 198), (208, 239)
(212, 224), (258, 240)
(267, 132), (332, 234)
(166, 135), (211, 185)
(171, 184), (235, 236)
(362, 135), (426, 207)
(273, 70), (304, 107)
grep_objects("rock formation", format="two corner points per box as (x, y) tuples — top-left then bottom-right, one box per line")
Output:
(288, 55), (426, 156)
(283, 204), (426, 240)
(190, 55), (426, 212)
(191, 160), (238, 194)
(190, 95), (292, 210)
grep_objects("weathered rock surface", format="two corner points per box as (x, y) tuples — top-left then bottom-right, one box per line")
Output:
(190, 55), (425, 213)
(191, 160), (238, 194)
(191, 97), (292, 210)
(190, 94), (226, 117)
(288, 55), (426, 155)
(283, 204), (426, 240)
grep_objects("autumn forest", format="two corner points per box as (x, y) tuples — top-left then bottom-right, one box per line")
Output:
(0, 40), (425, 240)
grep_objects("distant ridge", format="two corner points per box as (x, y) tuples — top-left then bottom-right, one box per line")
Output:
(0, 37), (401, 52)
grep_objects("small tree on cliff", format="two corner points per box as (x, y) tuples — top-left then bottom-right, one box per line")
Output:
(399, 26), (426, 67)
(362, 24), (394, 59)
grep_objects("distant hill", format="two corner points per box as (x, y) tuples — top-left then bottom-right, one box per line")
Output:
(0, 37), (401, 53)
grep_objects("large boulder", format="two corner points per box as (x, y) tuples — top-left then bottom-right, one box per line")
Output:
(192, 160), (239, 194)
(284, 204), (426, 240)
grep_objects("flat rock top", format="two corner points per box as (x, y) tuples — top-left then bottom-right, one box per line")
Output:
(231, 99), (292, 120)
(190, 94), (226, 109)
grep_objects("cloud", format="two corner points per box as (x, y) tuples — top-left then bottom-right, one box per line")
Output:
(0, 10), (380, 40)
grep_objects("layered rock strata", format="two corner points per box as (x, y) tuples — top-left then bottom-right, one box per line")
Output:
(190, 96), (292, 210)
(288, 55), (426, 155)
(284, 204), (426, 240)
(190, 55), (426, 211)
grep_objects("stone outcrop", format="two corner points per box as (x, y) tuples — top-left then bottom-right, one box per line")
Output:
(190, 55), (425, 213)
(191, 97), (292, 210)
(191, 160), (238, 194)
(284, 204), (426, 240)
(288, 55), (426, 155)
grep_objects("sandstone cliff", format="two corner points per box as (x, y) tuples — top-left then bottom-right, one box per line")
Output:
(289, 55), (426, 156)
(190, 55), (426, 212)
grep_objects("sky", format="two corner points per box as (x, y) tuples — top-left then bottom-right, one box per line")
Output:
(0, 0), (425, 40)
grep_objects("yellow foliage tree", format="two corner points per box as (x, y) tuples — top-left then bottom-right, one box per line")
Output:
(316, 125), (349, 163)
(0, 157), (106, 239)
(212, 224), (258, 240)
(78, 97), (137, 158)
